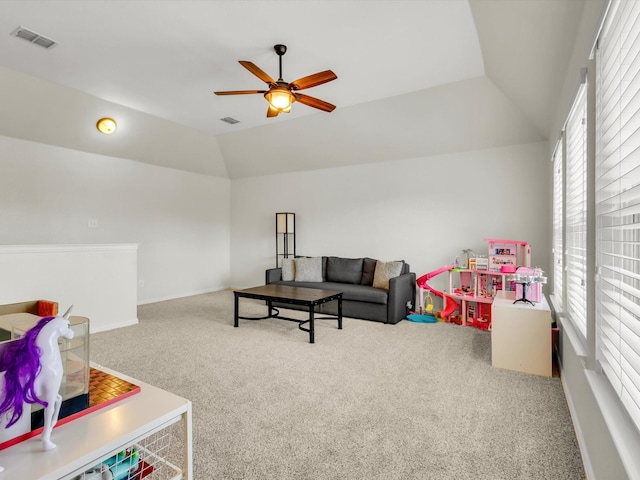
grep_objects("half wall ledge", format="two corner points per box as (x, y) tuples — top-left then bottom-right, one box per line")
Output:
(0, 244), (138, 333)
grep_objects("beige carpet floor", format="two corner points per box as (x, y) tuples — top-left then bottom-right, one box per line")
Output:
(89, 290), (584, 480)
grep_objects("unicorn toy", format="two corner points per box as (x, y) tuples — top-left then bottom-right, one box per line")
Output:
(0, 306), (75, 454)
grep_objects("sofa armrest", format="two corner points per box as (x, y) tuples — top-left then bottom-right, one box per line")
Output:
(387, 272), (416, 324)
(266, 268), (282, 284)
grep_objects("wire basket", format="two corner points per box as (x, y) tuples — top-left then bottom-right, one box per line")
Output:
(69, 417), (185, 480)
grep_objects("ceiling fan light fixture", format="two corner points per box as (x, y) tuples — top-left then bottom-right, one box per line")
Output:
(215, 44), (336, 117)
(265, 88), (294, 111)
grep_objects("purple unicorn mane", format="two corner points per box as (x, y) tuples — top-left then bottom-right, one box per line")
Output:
(0, 316), (53, 428)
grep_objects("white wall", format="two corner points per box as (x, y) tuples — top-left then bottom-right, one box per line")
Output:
(0, 135), (231, 307)
(230, 141), (550, 303)
(0, 244), (138, 333)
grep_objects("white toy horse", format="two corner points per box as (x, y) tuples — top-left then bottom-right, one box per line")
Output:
(0, 306), (74, 454)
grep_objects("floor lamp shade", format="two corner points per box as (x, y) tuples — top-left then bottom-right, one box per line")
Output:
(276, 213), (296, 267)
(276, 213), (295, 234)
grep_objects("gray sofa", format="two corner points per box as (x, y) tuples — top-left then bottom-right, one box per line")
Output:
(266, 256), (416, 324)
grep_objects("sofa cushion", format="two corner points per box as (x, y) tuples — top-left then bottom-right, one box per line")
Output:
(361, 257), (377, 285)
(337, 284), (388, 304)
(373, 260), (404, 291)
(281, 258), (295, 281)
(326, 257), (364, 284)
(294, 257), (323, 282)
(272, 280), (388, 305)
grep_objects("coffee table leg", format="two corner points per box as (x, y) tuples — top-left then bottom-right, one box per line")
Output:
(309, 307), (315, 344)
(338, 296), (343, 330)
(234, 293), (239, 327)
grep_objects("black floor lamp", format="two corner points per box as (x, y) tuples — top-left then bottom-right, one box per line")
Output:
(276, 213), (296, 267)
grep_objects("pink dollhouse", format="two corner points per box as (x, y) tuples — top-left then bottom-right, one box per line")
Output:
(439, 238), (541, 330)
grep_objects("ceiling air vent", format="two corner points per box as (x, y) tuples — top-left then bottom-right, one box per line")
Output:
(11, 26), (57, 49)
(220, 117), (240, 125)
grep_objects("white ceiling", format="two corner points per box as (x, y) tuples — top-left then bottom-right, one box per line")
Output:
(0, 0), (589, 179)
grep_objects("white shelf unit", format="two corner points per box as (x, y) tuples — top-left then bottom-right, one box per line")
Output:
(491, 290), (552, 376)
(0, 364), (193, 480)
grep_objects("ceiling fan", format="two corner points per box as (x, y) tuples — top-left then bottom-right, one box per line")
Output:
(214, 44), (337, 117)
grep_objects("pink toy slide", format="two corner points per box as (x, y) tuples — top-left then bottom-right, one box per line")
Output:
(416, 265), (456, 318)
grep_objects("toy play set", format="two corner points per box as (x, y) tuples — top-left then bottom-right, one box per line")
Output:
(409, 238), (547, 331)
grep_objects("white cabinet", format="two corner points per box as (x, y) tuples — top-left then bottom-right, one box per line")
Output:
(0, 364), (193, 479)
(491, 291), (552, 377)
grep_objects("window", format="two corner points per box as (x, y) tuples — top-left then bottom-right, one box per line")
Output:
(552, 139), (564, 310)
(595, 0), (640, 431)
(565, 83), (588, 339)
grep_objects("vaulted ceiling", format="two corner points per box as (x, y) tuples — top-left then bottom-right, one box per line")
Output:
(0, 1), (588, 179)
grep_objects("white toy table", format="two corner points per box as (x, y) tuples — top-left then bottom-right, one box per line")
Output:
(491, 290), (552, 377)
(0, 364), (192, 479)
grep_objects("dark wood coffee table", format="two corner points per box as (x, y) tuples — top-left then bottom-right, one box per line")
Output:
(233, 284), (343, 343)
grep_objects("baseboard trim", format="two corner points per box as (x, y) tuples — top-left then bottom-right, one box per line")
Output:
(91, 317), (139, 333)
(137, 287), (226, 306)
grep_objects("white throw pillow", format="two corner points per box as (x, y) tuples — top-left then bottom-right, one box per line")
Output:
(372, 260), (404, 290)
(281, 258), (295, 281)
(294, 257), (323, 282)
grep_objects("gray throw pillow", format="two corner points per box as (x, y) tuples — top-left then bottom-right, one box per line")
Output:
(326, 257), (364, 284)
(373, 260), (404, 291)
(294, 257), (323, 282)
(361, 257), (377, 285)
(281, 258), (295, 281)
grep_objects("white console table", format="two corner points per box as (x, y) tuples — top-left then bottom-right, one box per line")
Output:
(0, 364), (193, 479)
(491, 290), (552, 377)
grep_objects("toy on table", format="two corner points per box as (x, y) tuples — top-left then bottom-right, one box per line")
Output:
(509, 267), (547, 306)
(0, 306), (74, 458)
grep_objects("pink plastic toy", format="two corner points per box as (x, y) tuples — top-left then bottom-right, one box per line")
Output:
(416, 265), (455, 319)
(484, 238), (531, 270)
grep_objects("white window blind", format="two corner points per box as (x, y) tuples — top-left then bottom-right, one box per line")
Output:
(553, 140), (564, 311)
(566, 82), (588, 339)
(596, 0), (640, 432)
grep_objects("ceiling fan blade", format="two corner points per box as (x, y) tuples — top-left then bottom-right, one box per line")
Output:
(267, 105), (280, 117)
(214, 90), (266, 95)
(293, 93), (336, 112)
(239, 61), (276, 85)
(290, 70), (337, 90)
